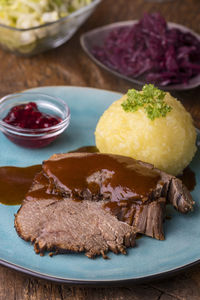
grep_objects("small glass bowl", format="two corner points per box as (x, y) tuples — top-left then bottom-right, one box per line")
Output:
(0, 92), (70, 148)
(0, 0), (101, 56)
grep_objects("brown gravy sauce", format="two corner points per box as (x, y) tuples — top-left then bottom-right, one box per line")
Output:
(0, 165), (41, 205)
(43, 153), (161, 201)
(0, 146), (196, 206)
(25, 171), (64, 202)
(0, 147), (98, 206)
(70, 146), (99, 153)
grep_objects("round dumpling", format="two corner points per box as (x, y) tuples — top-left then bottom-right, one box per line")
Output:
(95, 92), (197, 175)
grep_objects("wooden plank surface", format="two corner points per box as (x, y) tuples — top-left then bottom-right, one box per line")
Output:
(0, 0), (200, 299)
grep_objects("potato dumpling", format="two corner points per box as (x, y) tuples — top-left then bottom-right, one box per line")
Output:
(95, 89), (197, 176)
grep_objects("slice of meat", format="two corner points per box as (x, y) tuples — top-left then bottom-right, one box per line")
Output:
(43, 153), (163, 202)
(124, 198), (166, 240)
(43, 153), (194, 214)
(15, 176), (136, 259)
(15, 152), (194, 259)
(42, 152), (194, 240)
(102, 196), (166, 240)
(167, 177), (194, 213)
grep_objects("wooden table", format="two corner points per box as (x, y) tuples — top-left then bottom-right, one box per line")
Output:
(0, 0), (200, 299)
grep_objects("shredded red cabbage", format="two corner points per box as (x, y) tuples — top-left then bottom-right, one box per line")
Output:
(92, 13), (200, 86)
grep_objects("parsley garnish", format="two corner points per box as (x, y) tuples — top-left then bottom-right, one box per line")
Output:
(121, 84), (172, 120)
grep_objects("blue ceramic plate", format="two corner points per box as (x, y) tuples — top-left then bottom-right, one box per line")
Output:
(0, 86), (199, 285)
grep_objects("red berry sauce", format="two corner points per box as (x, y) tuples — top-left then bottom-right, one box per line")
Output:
(3, 102), (62, 148)
(3, 102), (60, 129)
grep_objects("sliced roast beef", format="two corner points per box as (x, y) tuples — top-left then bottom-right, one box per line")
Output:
(167, 177), (194, 213)
(41, 152), (194, 240)
(15, 177), (136, 258)
(15, 152), (194, 258)
(43, 153), (194, 212)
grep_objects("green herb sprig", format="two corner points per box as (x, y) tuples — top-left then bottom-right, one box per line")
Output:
(121, 84), (172, 120)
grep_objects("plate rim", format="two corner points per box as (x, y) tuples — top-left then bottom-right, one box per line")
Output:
(80, 20), (200, 91)
(0, 85), (199, 285)
(1, 257), (200, 286)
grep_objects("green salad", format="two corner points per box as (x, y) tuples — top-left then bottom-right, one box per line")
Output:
(0, 0), (93, 28)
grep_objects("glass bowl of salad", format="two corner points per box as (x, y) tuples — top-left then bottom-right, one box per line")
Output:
(0, 0), (101, 56)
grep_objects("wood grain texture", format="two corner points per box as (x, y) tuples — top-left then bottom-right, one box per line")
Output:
(0, 0), (200, 299)
(1, 264), (200, 300)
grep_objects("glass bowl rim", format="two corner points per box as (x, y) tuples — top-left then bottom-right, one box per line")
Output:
(0, 92), (71, 134)
(0, 0), (102, 32)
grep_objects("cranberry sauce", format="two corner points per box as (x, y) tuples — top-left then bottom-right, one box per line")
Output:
(3, 102), (62, 148)
(3, 102), (61, 130)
